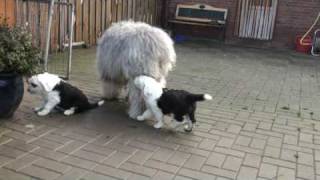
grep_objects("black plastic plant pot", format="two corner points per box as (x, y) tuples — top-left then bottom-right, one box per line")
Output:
(0, 73), (24, 118)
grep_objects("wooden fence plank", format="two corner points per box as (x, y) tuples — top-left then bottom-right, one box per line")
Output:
(82, 0), (89, 44)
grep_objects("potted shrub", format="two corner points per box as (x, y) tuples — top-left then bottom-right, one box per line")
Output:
(0, 18), (41, 118)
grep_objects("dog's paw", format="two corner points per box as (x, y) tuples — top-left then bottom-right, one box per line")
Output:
(33, 107), (42, 112)
(137, 115), (145, 121)
(153, 121), (164, 129)
(37, 109), (50, 116)
(184, 123), (193, 132)
(64, 109), (75, 116)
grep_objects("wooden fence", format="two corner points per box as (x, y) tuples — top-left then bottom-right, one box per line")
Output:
(2, 0), (163, 52)
(0, 0), (15, 26)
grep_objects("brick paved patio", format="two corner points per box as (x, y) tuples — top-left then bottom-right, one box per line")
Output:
(1, 41), (320, 180)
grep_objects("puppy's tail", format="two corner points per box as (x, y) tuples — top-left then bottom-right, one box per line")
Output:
(187, 93), (212, 102)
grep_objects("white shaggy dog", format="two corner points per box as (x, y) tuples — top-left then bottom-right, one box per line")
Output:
(27, 73), (104, 116)
(97, 21), (176, 119)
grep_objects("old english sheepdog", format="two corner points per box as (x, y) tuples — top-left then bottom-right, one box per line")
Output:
(97, 21), (176, 119)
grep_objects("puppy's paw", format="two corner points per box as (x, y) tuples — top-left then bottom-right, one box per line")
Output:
(137, 115), (145, 121)
(64, 109), (75, 116)
(170, 121), (181, 129)
(33, 107), (42, 112)
(37, 109), (50, 116)
(153, 121), (164, 129)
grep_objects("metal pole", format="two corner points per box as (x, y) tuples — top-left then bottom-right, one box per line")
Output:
(44, 0), (55, 72)
(66, 4), (75, 79)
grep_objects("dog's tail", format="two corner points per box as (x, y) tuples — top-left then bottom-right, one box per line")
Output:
(187, 93), (212, 103)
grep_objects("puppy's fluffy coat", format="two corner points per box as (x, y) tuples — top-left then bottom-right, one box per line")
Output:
(27, 73), (104, 116)
(134, 76), (212, 131)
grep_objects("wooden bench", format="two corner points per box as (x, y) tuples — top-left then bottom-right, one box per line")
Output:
(168, 4), (228, 41)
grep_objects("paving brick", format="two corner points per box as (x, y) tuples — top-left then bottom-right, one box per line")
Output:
(250, 138), (266, 149)
(151, 148), (174, 162)
(280, 148), (297, 162)
(57, 140), (86, 154)
(300, 133), (313, 143)
(167, 151), (191, 166)
(217, 137), (234, 148)
(82, 143), (115, 156)
(206, 152), (226, 167)
(178, 168), (217, 180)
(152, 171), (174, 180)
(267, 137), (282, 147)
(297, 164), (315, 180)
(243, 154), (261, 168)
(82, 171), (117, 180)
(0, 146), (26, 159)
(178, 146), (210, 157)
(235, 136), (252, 146)
(32, 148), (66, 161)
(4, 154), (40, 171)
(145, 159), (179, 173)
(5, 139), (39, 152)
(103, 151), (132, 168)
(128, 140), (160, 152)
(73, 149), (107, 163)
(127, 173), (150, 180)
(259, 163), (278, 179)
(198, 139), (216, 151)
(55, 167), (88, 180)
(237, 166), (258, 180)
(277, 167), (295, 180)
(227, 125), (242, 134)
(64, 132), (95, 143)
(42, 133), (72, 144)
(33, 158), (72, 174)
(214, 147), (245, 157)
(31, 139), (63, 150)
(284, 135), (298, 145)
(94, 164), (132, 179)
(222, 156), (242, 171)
(264, 146), (281, 158)
(19, 165), (60, 180)
(61, 156), (97, 170)
(298, 152), (314, 166)
(120, 162), (157, 177)
(263, 157), (295, 169)
(183, 155), (206, 170)
(128, 149), (153, 165)
(0, 168), (32, 180)
(201, 165), (237, 179)
(174, 175), (193, 180)
(243, 123), (258, 131)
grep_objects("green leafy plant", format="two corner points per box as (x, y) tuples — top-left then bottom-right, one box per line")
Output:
(0, 18), (41, 75)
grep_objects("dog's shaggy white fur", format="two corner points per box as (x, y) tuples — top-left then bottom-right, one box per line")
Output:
(134, 76), (165, 128)
(97, 21), (176, 119)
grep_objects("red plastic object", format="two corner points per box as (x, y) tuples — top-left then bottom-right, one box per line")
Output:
(295, 35), (312, 54)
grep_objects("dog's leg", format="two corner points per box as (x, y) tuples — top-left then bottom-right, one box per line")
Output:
(151, 108), (164, 129)
(128, 81), (144, 119)
(137, 109), (153, 121)
(170, 114), (184, 129)
(102, 80), (123, 100)
(34, 100), (47, 112)
(64, 107), (76, 116)
(37, 92), (60, 116)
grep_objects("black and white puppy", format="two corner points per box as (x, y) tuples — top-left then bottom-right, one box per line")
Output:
(27, 72), (104, 116)
(134, 75), (212, 131)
